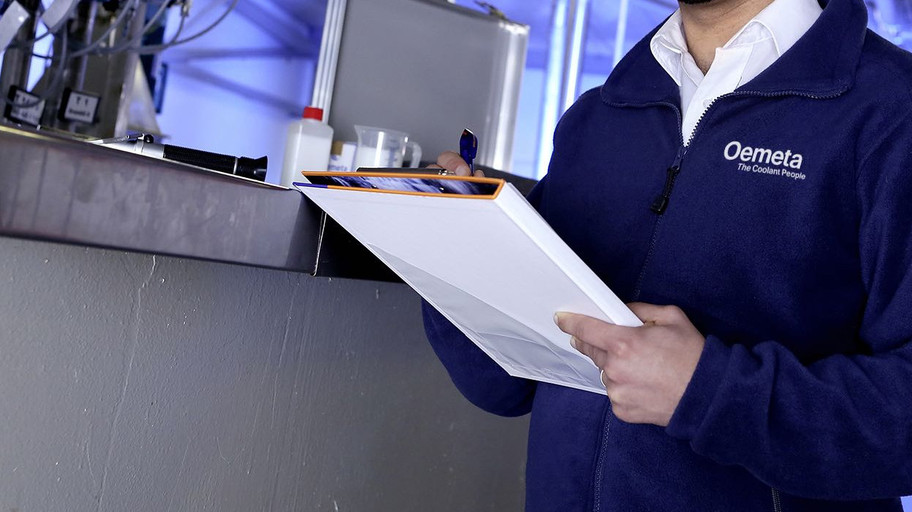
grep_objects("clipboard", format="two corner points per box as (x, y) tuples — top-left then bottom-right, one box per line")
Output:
(295, 171), (640, 394)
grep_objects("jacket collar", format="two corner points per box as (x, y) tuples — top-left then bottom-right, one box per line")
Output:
(600, 0), (867, 106)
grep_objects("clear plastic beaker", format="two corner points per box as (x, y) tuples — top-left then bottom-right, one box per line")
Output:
(354, 125), (422, 169)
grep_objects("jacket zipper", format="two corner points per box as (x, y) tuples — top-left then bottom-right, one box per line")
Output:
(650, 146), (684, 214)
(649, 95), (712, 215)
(771, 488), (782, 512)
(592, 407), (612, 512)
(630, 101), (685, 298)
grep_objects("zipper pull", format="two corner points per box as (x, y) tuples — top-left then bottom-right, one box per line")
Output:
(651, 147), (685, 214)
(650, 166), (680, 214)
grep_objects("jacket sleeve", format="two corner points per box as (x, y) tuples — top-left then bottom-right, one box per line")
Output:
(665, 115), (912, 500)
(419, 179), (549, 417)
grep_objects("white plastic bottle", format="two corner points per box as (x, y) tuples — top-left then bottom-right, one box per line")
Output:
(280, 106), (334, 187)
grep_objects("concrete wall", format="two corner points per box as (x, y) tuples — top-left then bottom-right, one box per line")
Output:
(0, 237), (528, 511)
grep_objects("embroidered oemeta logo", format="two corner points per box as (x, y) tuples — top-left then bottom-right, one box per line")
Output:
(724, 141), (807, 181)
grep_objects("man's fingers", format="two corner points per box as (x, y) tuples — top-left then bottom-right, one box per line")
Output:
(436, 151), (472, 176)
(432, 151), (485, 176)
(555, 312), (634, 353)
(571, 335), (610, 369)
(556, 312), (607, 340)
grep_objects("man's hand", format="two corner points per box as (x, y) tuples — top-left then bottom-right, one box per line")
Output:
(431, 151), (485, 177)
(554, 303), (705, 426)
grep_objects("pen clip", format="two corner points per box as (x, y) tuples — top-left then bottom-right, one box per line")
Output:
(460, 128), (478, 174)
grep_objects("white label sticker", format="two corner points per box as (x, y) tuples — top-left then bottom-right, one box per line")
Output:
(62, 90), (99, 124)
(9, 89), (45, 126)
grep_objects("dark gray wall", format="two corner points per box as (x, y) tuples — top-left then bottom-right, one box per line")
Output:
(0, 237), (528, 511)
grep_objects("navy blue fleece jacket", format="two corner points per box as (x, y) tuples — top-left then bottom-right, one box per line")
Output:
(423, 0), (912, 509)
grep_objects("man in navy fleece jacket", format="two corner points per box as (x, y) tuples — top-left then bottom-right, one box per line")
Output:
(424, 0), (912, 509)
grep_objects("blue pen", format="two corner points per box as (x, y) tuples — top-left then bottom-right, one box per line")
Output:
(460, 128), (478, 175)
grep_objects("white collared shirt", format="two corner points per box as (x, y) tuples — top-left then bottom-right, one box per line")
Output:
(649, 0), (822, 144)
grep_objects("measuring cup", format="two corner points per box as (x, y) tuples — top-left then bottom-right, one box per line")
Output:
(353, 125), (422, 169)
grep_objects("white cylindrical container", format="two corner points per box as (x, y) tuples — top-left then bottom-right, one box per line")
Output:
(328, 140), (357, 172)
(280, 106), (334, 187)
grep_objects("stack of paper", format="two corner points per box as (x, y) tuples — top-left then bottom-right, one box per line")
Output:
(295, 172), (641, 394)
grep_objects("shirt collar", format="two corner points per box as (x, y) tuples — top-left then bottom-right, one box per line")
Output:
(753, 0), (824, 55)
(601, 0), (864, 106)
(650, 10), (688, 86)
(649, 0), (823, 85)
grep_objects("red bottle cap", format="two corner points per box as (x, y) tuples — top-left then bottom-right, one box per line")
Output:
(302, 106), (323, 121)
